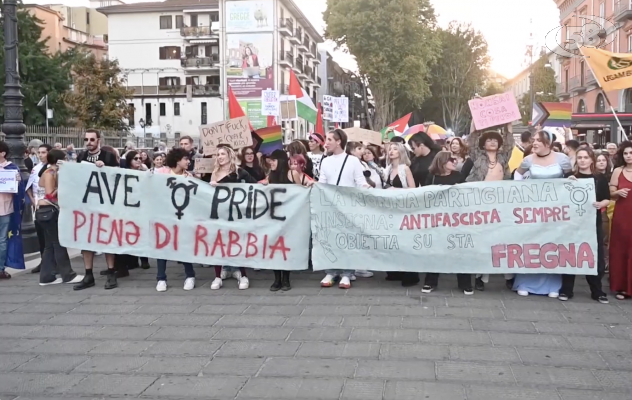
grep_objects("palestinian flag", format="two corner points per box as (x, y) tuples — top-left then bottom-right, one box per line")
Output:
(380, 113), (411, 141)
(289, 70), (317, 124)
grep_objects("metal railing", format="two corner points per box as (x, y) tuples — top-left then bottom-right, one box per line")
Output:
(615, 0), (632, 16)
(556, 81), (569, 95)
(188, 84), (220, 96)
(181, 55), (219, 68)
(280, 50), (294, 65)
(279, 18), (293, 32)
(1, 126), (135, 148)
(180, 24), (219, 37)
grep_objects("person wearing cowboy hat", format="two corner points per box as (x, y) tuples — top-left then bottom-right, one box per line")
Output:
(462, 122), (516, 291)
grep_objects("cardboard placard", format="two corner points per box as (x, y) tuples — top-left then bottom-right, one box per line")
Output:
(344, 127), (382, 145)
(468, 92), (521, 131)
(194, 158), (215, 174)
(199, 116), (253, 155)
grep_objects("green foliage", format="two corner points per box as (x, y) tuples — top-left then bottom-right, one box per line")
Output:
(481, 80), (505, 97)
(0, 4), (73, 125)
(518, 54), (559, 125)
(63, 48), (133, 131)
(324, 0), (439, 129)
(419, 22), (490, 135)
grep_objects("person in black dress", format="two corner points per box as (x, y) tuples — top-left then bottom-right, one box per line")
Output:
(239, 146), (265, 181)
(422, 151), (474, 295)
(559, 148), (609, 303)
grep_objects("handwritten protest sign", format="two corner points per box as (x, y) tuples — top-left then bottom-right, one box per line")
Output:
(261, 89), (280, 116)
(193, 158), (215, 174)
(58, 164), (310, 270)
(344, 127), (382, 145)
(311, 180), (598, 275)
(0, 170), (19, 193)
(322, 95), (333, 120)
(199, 116), (253, 155)
(279, 95), (297, 120)
(332, 96), (349, 122)
(468, 92), (521, 131)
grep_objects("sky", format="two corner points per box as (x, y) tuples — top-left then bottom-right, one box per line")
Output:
(26, 0), (561, 80)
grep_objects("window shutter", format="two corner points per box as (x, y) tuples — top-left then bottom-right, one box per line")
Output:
(159, 47), (166, 59)
(175, 47), (181, 58)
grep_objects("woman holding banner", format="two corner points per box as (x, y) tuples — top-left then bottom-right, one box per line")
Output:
(512, 130), (570, 298)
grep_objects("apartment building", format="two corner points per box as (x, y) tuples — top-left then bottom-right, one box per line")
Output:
(554, 0), (632, 142)
(100, 0), (322, 141)
(505, 52), (560, 104)
(24, 4), (108, 60)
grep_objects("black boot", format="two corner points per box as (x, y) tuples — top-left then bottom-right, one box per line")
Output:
(74, 272), (95, 291)
(270, 270), (282, 291)
(105, 270), (118, 290)
(475, 277), (485, 291)
(281, 271), (291, 291)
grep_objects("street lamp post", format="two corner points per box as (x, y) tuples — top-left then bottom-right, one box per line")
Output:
(2, 0), (38, 254)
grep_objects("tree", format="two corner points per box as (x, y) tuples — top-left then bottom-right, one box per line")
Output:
(324, 0), (439, 130)
(419, 22), (490, 135)
(63, 49), (133, 130)
(518, 54), (558, 125)
(481, 80), (505, 97)
(0, 3), (73, 125)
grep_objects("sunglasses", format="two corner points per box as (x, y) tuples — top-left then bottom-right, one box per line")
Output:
(133, 157), (141, 161)
(84, 138), (97, 142)
(245, 152), (254, 156)
(448, 157), (457, 163)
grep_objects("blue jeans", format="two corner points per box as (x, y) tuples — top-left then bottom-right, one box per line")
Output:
(326, 269), (353, 278)
(156, 259), (194, 281)
(0, 214), (11, 272)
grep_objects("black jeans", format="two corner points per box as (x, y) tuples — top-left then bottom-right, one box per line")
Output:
(560, 223), (606, 298)
(425, 273), (472, 290)
(37, 206), (76, 284)
(34, 219), (45, 256)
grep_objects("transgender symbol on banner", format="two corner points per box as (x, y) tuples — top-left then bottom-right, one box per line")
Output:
(166, 178), (199, 219)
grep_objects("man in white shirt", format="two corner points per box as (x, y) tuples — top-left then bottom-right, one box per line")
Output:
(26, 144), (51, 274)
(318, 129), (370, 289)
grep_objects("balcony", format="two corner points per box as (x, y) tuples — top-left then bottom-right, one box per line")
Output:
(585, 69), (597, 86)
(181, 54), (220, 70)
(180, 23), (220, 39)
(187, 84), (220, 97)
(312, 54), (321, 64)
(556, 81), (570, 98)
(615, 1), (632, 22)
(305, 42), (316, 58)
(304, 65), (314, 82)
(158, 85), (186, 95)
(569, 76), (586, 93)
(279, 50), (293, 68)
(312, 76), (321, 88)
(293, 56), (304, 74)
(280, 84), (289, 94)
(298, 36), (309, 52)
(290, 27), (301, 44)
(279, 18), (293, 36)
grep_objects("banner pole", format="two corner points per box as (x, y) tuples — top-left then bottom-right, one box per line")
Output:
(580, 48), (629, 142)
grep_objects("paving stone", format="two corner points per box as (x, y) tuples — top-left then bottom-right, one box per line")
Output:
(284, 316), (343, 327)
(341, 316), (402, 328)
(144, 340), (224, 357)
(369, 305), (435, 317)
(563, 312), (628, 324)
(449, 346), (520, 363)
(566, 336), (632, 351)
(237, 377), (344, 399)
(517, 348), (608, 368)
(402, 317), (471, 330)
(534, 322), (614, 338)
(355, 360), (435, 380)
(72, 356), (149, 373)
(151, 314), (221, 326)
(0, 303), (21, 312)
(88, 340), (157, 355)
(471, 319), (536, 333)
(489, 332), (571, 349)
(202, 357), (265, 376)
(591, 369), (632, 388)
(66, 374), (157, 396)
(14, 303), (78, 314)
(289, 327), (352, 341)
(213, 327), (292, 341)
(296, 342), (381, 359)
(0, 294), (39, 303)
(26, 326), (104, 339)
(215, 341), (300, 358)
(0, 372), (85, 394)
(301, 296), (419, 306)
(0, 313), (53, 325)
(242, 305), (305, 316)
(598, 351), (632, 370)
(503, 309), (567, 322)
(558, 389), (630, 399)
(135, 304), (202, 314)
(33, 295), (90, 304)
(0, 339), (45, 353)
(607, 324), (632, 339)
(192, 304), (251, 315)
(466, 385), (562, 400)
(379, 343), (449, 361)
(135, 295), (196, 305)
(303, 306), (370, 315)
(259, 358), (357, 378)
(511, 365), (602, 388)
(89, 326), (160, 340)
(436, 361), (514, 383)
(215, 315), (287, 327)
(350, 328), (418, 343)
(383, 380), (466, 400)
(68, 304), (139, 314)
(149, 326), (221, 341)
(340, 379), (384, 400)
(15, 355), (89, 373)
(82, 295), (140, 305)
(0, 325), (38, 338)
(137, 356), (209, 375)
(245, 295), (305, 305)
(419, 330), (491, 345)
(0, 354), (33, 371)
(28, 340), (100, 355)
(435, 307), (505, 319)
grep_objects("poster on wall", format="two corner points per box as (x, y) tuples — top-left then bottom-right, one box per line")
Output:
(225, 0), (274, 32)
(225, 100), (267, 129)
(227, 33), (274, 98)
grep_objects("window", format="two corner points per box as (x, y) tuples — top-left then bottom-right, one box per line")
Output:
(145, 103), (152, 125)
(628, 35), (632, 52)
(580, 61), (585, 86)
(577, 100), (586, 113)
(206, 75), (220, 85)
(201, 102), (207, 124)
(159, 77), (180, 86)
(159, 46), (181, 60)
(596, 94), (606, 112)
(174, 103), (180, 116)
(160, 15), (172, 29)
(128, 103), (135, 127)
(210, 11), (219, 22)
(160, 103), (166, 116)
(565, 20), (570, 42)
(190, 14), (198, 27)
(599, 2), (605, 27)
(176, 15), (184, 29)
(86, 12), (90, 24)
(186, 76), (200, 85)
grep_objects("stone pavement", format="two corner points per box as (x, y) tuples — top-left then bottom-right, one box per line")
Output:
(1, 258), (632, 400)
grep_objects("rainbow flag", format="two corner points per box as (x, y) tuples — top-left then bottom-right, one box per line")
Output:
(256, 125), (283, 155)
(541, 102), (572, 128)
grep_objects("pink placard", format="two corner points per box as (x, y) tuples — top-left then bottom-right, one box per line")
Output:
(468, 92), (521, 131)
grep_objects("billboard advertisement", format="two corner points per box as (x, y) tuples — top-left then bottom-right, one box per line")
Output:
(225, 0), (274, 32)
(226, 33), (274, 98)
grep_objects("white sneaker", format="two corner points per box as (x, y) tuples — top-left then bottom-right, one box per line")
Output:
(220, 269), (230, 280)
(320, 274), (335, 287)
(183, 277), (195, 291)
(39, 278), (63, 286)
(238, 276), (249, 290)
(211, 277), (223, 290)
(65, 275), (84, 284)
(232, 270), (242, 280)
(350, 275), (357, 281)
(156, 280), (167, 292)
(517, 290), (529, 297)
(339, 276), (351, 289)
(548, 292), (559, 298)
(355, 270), (373, 278)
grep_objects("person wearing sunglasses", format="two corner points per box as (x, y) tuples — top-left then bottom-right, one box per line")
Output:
(74, 129), (121, 291)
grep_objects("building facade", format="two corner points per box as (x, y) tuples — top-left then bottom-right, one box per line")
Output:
(554, 0), (632, 143)
(100, 0), (323, 142)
